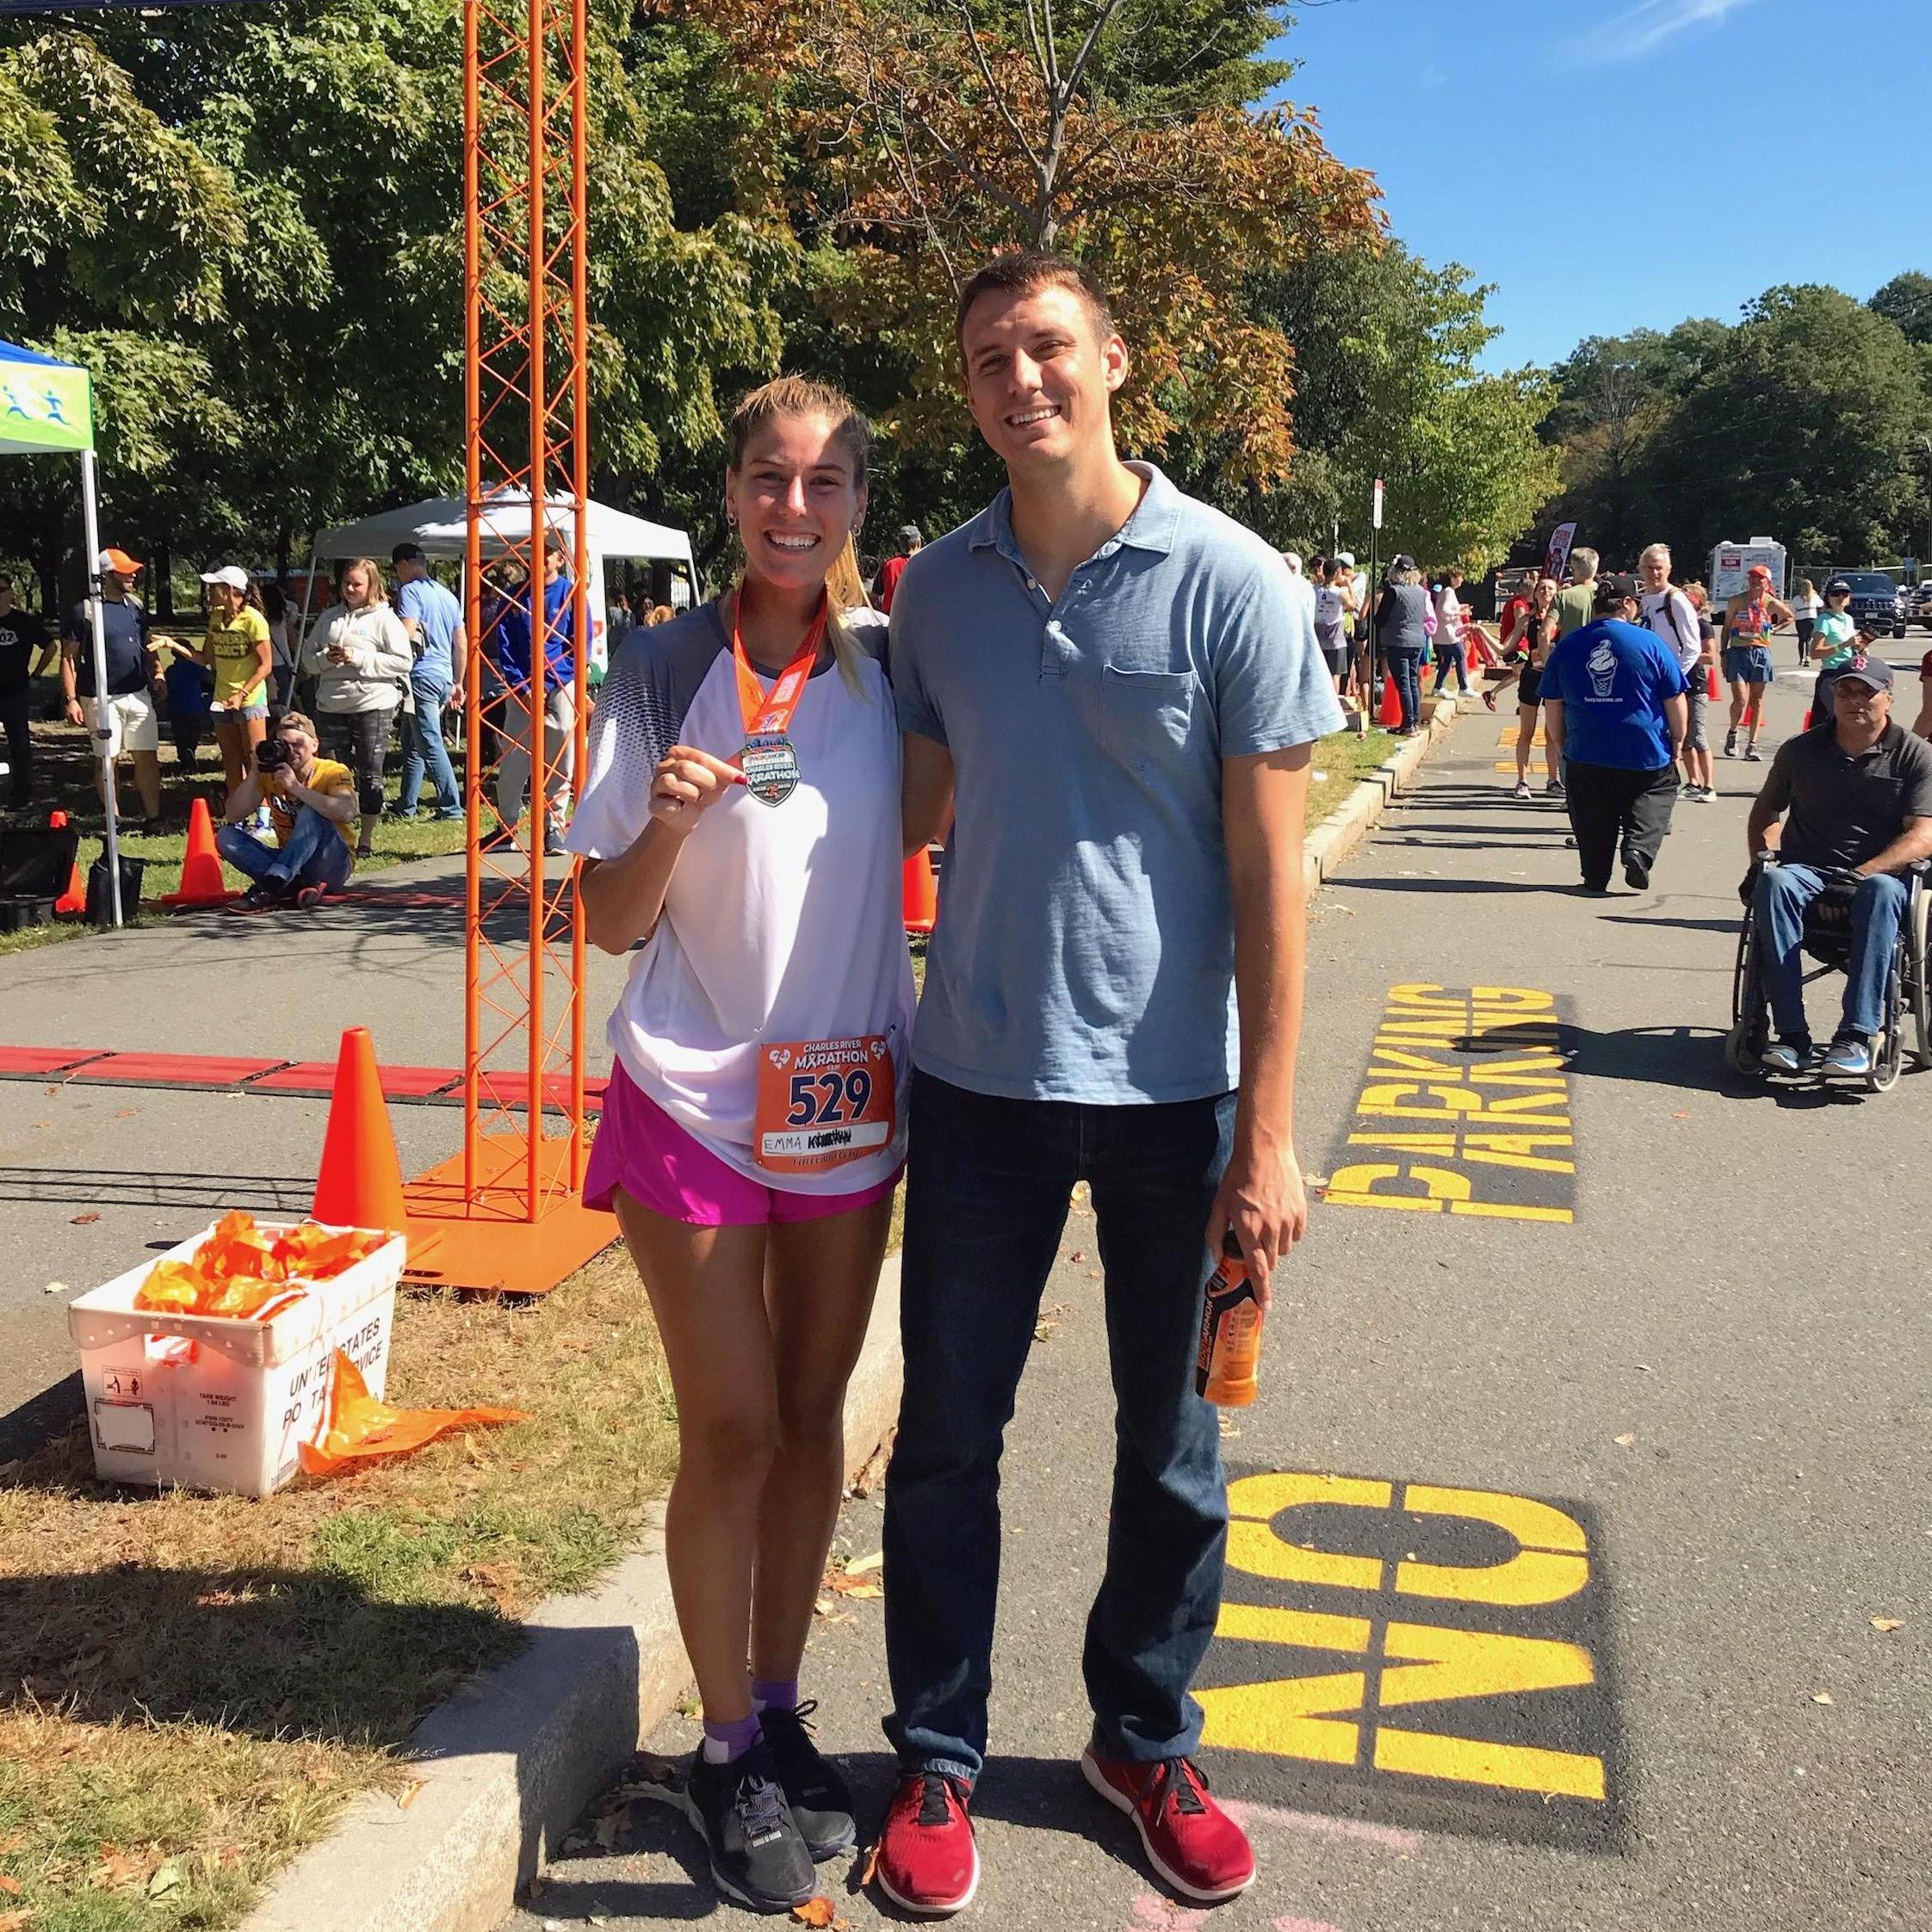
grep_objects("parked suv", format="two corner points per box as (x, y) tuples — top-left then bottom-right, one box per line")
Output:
(1834, 571), (1907, 639)
(1914, 579), (1932, 629)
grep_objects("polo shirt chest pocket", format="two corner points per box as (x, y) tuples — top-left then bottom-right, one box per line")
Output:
(1100, 662), (1197, 762)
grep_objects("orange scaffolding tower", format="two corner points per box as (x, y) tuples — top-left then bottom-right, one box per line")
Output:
(401, 0), (613, 1291)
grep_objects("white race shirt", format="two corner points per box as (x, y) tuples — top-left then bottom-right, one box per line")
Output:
(566, 604), (913, 1192)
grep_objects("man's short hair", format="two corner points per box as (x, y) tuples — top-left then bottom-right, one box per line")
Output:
(277, 710), (318, 740)
(1570, 547), (1599, 579)
(955, 250), (1118, 350)
(391, 542), (424, 566)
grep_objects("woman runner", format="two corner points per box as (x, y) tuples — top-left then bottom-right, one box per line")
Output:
(1722, 563), (1792, 762)
(1511, 575), (1559, 799)
(569, 376), (913, 1915)
(1789, 576), (1820, 668)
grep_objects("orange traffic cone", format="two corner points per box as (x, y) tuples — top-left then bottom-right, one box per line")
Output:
(903, 848), (938, 936)
(48, 808), (85, 917)
(159, 796), (238, 907)
(1706, 665), (1721, 702)
(1377, 670), (1403, 728)
(313, 1026), (409, 1235)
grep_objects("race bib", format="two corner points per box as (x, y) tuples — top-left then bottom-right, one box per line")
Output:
(753, 1034), (896, 1173)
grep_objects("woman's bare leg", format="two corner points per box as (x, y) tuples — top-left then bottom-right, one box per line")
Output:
(750, 1192), (895, 1687)
(1515, 703), (1538, 784)
(215, 717), (245, 806)
(613, 1191), (775, 1727)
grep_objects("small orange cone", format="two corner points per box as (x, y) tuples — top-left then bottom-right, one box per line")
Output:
(1706, 665), (1721, 702)
(48, 808), (85, 917)
(1377, 671), (1403, 728)
(902, 849), (938, 936)
(160, 796), (239, 907)
(313, 1026), (409, 1235)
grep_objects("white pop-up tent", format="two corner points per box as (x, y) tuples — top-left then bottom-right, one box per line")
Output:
(313, 490), (694, 672)
(0, 337), (127, 924)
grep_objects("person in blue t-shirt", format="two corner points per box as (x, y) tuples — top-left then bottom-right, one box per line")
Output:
(480, 538), (578, 855)
(1543, 573), (1689, 893)
(390, 542), (468, 820)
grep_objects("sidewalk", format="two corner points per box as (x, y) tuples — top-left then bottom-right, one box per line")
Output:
(498, 678), (1931, 1929)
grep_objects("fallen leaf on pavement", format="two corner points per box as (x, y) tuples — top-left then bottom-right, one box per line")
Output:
(792, 1897), (848, 1928)
(1033, 1316), (1059, 1341)
(1871, 1618), (1904, 1633)
(1613, 1434), (1636, 1447)
(843, 1550), (882, 1577)
(592, 1811), (621, 1852)
(1068, 1249), (1085, 1263)
(396, 1779), (424, 1811)
(71, 1211), (100, 1224)
(41, 1280), (67, 1296)
(1811, 1691), (1834, 1706)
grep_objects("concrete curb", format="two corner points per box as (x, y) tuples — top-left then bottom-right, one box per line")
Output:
(1302, 691), (1465, 895)
(241, 1255), (904, 1932)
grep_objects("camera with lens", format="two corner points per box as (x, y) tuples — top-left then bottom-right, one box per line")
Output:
(255, 737), (294, 775)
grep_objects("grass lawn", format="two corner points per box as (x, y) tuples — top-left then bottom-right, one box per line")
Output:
(0, 1249), (677, 1930)
(1304, 721), (1409, 828)
(0, 702), (470, 957)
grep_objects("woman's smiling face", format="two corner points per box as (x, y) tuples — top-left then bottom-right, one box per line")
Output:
(726, 412), (866, 596)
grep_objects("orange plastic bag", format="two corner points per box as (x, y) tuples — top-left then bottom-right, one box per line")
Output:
(299, 1351), (529, 1477)
(133, 1212), (387, 1317)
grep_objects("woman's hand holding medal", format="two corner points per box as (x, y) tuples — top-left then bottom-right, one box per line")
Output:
(648, 744), (746, 836)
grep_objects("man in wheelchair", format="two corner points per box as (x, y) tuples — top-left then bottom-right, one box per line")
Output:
(1743, 653), (1932, 1075)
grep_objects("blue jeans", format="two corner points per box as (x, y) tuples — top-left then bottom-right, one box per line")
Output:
(1384, 644), (1424, 729)
(882, 1073), (1236, 1784)
(1432, 638), (1469, 693)
(397, 672), (461, 816)
(216, 808), (354, 894)
(1754, 863), (1908, 1041)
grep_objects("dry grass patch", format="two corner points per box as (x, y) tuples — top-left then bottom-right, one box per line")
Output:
(0, 1245), (677, 1929)
(1304, 723), (1407, 830)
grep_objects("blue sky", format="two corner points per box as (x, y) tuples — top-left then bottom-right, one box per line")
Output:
(1266, 0), (1932, 369)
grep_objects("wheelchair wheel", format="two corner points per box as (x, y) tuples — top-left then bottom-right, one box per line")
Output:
(1728, 913), (1768, 1074)
(1910, 881), (1932, 1069)
(1868, 944), (1907, 1093)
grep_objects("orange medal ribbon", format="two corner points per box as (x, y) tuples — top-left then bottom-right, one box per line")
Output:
(732, 597), (827, 807)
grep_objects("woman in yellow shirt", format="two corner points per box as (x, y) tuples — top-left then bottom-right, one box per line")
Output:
(197, 565), (273, 807)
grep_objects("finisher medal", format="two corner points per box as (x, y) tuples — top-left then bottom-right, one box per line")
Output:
(731, 595), (827, 809)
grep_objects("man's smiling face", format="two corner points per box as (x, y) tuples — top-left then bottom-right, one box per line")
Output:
(959, 282), (1128, 474)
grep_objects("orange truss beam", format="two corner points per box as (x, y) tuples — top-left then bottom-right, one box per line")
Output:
(411, 0), (611, 1292)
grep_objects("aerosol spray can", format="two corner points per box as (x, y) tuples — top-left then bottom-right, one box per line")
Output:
(1195, 1231), (1263, 1407)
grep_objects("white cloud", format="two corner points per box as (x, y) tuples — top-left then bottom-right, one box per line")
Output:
(1570, 0), (1761, 65)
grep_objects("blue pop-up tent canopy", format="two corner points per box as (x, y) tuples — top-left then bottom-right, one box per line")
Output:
(1, 337), (127, 923)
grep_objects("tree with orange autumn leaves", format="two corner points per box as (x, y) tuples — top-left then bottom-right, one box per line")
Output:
(659, 0), (1379, 490)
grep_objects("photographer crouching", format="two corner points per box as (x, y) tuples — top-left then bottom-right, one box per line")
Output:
(215, 711), (358, 912)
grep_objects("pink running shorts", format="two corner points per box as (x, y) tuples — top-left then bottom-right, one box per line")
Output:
(584, 1060), (901, 1227)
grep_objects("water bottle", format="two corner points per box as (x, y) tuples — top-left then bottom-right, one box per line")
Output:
(1195, 1232), (1263, 1407)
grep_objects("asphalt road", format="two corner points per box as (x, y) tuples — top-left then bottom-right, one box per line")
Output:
(501, 659), (1929, 1931)
(0, 851), (628, 1456)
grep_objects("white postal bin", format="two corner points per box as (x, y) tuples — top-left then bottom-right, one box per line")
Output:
(67, 1223), (405, 1496)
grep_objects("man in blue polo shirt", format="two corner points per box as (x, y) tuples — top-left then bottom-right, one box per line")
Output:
(1543, 573), (1687, 894)
(390, 542), (466, 821)
(875, 251), (1341, 1916)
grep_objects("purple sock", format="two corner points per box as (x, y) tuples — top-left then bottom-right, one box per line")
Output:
(751, 1678), (799, 1714)
(701, 1712), (763, 1763)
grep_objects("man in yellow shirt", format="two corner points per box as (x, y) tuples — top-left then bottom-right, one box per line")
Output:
(215, 711), (358, 911)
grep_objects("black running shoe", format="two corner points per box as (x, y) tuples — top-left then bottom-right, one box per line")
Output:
(1623, 853), (1651, 891)
(759, 1700), (857, 1859)
(681, 1740), (815, 1913)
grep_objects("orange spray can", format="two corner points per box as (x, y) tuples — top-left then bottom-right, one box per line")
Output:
(1195, 1232), (1263, 1407)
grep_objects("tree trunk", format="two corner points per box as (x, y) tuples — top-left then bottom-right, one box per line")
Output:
(152, 540), (174, 621)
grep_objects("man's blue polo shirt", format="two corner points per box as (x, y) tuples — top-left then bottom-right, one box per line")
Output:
(889, 462), (1343, 1105)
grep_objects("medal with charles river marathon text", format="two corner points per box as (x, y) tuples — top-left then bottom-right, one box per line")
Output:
(731, 594), (827, 808)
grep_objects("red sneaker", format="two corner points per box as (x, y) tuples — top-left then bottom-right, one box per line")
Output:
(871, 1768), (979, 1917)
(1081, 1749), (1255, 1904)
